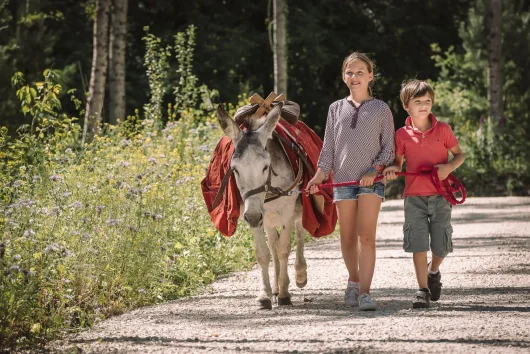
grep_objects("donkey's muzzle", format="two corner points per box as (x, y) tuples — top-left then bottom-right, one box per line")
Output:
(244, 212), (263, 228)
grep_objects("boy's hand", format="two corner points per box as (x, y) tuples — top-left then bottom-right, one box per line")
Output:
(434, 164), (452, 181)
(360, 170), (378, 187)
(383, 165), (400, 181)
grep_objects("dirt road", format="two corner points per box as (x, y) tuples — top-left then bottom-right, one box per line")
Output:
(55, 197), (530, 353)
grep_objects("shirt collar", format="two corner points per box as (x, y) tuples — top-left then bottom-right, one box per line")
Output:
(405, 113), (438, 134)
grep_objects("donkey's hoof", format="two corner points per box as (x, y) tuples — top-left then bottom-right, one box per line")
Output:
(296, 279), (307, 288)
(258, 298), (272, 310)
(277, 297), (292, 306)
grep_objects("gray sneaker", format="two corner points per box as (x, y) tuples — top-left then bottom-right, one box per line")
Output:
(344, 282), (360, 307)
(358, 293), (376, 311)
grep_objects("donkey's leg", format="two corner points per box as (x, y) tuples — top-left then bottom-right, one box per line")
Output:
(294, 220), (308, 288)
(265, 226), (280, 297)
(277, 223), (293, 305)
(252, 228), (273, 310)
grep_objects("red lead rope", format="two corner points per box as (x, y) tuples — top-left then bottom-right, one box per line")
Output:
(314, 165), (466, 205)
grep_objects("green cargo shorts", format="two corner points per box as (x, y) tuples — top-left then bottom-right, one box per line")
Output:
(403, 195), (454, 258)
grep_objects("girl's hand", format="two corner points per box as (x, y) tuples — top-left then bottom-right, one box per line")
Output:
(383, 165), (400, 181)
(306, 175), (325, 195)
(359, 170), (378, 187)
(434, 164), (451, 181)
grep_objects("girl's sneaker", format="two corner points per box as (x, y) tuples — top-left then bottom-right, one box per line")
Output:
(358, 293), (377, 311)
(412, 288), (431, 309)
(344, 281), (360, 307)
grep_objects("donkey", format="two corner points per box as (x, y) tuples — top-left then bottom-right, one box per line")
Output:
(216, 103), (307, 309)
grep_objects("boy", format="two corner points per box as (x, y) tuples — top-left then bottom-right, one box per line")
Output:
(383, 80), (465, 309)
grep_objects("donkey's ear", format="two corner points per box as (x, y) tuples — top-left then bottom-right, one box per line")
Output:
(216, 104), (242, 142)
(257, 102), (283, 145)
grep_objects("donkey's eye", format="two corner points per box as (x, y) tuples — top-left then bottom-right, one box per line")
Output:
(233, 168), (239, 175)
(263, 166), (268, 173)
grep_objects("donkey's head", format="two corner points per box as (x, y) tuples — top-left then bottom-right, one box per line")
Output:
(216, 103), (283, 228)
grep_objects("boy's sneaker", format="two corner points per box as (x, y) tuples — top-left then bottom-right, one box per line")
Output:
(358, 293), (377, 311)
(412, 288), (431, 309)
(428, 271), (442, 301)
(344, 281), (360, 307)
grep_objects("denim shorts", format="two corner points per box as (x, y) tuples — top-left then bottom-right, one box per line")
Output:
(333, 182), (385, 202)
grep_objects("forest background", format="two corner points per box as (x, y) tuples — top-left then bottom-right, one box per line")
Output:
(0, 0), (529, 351)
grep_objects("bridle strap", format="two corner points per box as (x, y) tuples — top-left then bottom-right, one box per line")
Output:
(211, 167), (235, 210)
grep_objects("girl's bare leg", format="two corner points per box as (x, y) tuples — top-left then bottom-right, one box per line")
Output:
(336, 200), (359, 282)
(356, 194), (382, 294)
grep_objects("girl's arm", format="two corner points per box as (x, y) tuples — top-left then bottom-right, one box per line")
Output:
(383, 154), (404, 180)
(372, 105), (395, 172)
(316, 105), (336, 180)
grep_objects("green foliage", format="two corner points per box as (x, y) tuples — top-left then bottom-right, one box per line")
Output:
(142, 26), (171, 129)
(431, 0), (530, 196)
(0, 35), (254, 350)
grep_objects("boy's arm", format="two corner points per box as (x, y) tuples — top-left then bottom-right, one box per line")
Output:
(435, 144), (465, 180)
(383, 153), (404, 180)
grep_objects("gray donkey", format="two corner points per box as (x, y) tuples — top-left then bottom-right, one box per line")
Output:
(216, 103), (307, 309)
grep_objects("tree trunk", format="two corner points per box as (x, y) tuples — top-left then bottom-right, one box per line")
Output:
(83, 0), (110, 144)
(486, 0), (503, 133)
(108, 0), (128, 125)
(273, 0), (287, 97)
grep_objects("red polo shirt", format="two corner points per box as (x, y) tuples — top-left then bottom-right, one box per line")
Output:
(396, 114), (459, 197)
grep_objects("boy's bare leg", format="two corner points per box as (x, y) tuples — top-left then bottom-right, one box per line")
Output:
(356, 194), (382, 295)
(429, 254), (444, 272)
(413, 252), (429, 289)
(336, 200), (359, 282)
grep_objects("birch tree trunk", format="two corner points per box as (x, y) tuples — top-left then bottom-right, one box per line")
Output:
(486, 0), (503, 133)
(108, 0), (128, 125)
(83, 0), (110, 144)
(273, 0), (287, 97)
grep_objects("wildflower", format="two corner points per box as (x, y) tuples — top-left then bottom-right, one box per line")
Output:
(137, 288), (146, 294)
(10, 265), (20, 273)
(14, 254), (21, 260)
(166, 135), (174, 141)
(50, 175), (64, 182)
(65, 148), (73, 154)
(106, 219), (121, 226)
(148, 157), (157, 165)
(44, 243), (59, 253)
(65, 294), (74, 300)
(62, 249), (73, 257)
(12, 180), (23, 188)
(70, 201), (83, 209)
(142, 185), (152, 193)
(32, 175), (41, 183)
(120, 139), (132, 148)
(154, 214), (163, 220)
(199, 145), (209, 152)
(128, 225), (138, 232)
(50, 206), (62, 216)
(118, 161), (131, 168)
(82, 233), (91, 239)
(96, 205), (104, 215)
(62, 191), (72, 198)
(23, 229), (36, 237)
(135, 174), (143, 181)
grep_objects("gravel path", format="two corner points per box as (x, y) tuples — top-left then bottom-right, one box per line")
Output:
(54, 197), (530, 353)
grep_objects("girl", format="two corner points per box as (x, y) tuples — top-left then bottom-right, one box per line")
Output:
(307, 52), (395, 310)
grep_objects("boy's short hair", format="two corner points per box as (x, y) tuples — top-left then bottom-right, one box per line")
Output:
(400, 80), (435, 105)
